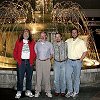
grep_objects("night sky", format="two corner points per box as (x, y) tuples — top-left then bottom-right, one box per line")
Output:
(54, 0), (100, 9)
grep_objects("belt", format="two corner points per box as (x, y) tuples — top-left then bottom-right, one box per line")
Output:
(54, 59), (67, 62)
(38, 58), (49, 61)
(22, 59), (29, 61)
(69, 59), (80, 61)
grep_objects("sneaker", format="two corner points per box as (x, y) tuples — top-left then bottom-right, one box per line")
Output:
(54, 92), (59, 96)
(15, 91), (21, 99)
(72, 92), (78, 99)
(25, 90), (34, 97)
(35, 92), (40, 97)
(61, 93), (65, 97)
(65, 92), (73, 98)
(46, 92), (52, 98)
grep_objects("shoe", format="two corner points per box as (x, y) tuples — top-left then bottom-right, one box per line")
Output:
(61, 93), (65, 97)
(65, 92), (73, 98)
(15, 91), (21, 99)
(54, 92), (59, 96)
(46, 92), (52, 98)
(35, 92), (40, 97)
(72, 92), (78, 99)
(25, 90), (34, 97)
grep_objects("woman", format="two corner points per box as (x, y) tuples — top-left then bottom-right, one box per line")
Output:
(13, 29), (36, 99)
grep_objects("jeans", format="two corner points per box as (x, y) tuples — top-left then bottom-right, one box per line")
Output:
(54, 61), (66, 93)
(17, 60), (33, 91)
(65, 59), (82, 94)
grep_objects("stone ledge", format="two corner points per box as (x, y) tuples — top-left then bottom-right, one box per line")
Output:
(0, 68), (100, 89)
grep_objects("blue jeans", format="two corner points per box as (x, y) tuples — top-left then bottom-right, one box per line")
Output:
(65, 59), (82, 93)
(17, 60), (33, 91)
(54, 61), (66, 93)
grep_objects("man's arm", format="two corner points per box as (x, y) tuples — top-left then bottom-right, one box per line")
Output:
(34, 43), (37, 54)
(80, 51), (87, 62)
(50, 43), (54, 60)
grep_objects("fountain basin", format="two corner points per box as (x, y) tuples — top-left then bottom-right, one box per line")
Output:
(0, 68), (100, 89)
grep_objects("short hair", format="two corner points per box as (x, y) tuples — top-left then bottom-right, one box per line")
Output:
(55, 33), (62, 37)
(41, 31), (48, 36)
(71, 28), (78, 33)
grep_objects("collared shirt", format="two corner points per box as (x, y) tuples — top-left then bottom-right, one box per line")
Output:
(65, 37), (87, 59)
(35, 41), (54, 60)
(53, 41), (68, 61)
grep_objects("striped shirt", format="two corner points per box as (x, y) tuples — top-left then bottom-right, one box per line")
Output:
(53, 41), (68, 61)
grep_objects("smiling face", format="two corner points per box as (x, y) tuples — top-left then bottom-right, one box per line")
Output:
(55, 33), (62, 42)
(40, 32), (47, 41)
(71, 29), (78, 39)
(23, 30), (29, 40)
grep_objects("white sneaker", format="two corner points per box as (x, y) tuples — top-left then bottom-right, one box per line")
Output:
(65, 92), (73, 98)
(46, 92), (52, 98)
(25, 90), (34, 97)
(72, 92), (78, 99)
(35, 92), (40, 97)
(15, 91), (21, 99)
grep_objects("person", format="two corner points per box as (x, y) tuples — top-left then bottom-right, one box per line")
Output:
(13, 29), (36, 99)
(34, 32), (54, 98)
(65, 28), (87, 99)
(53, 33), (68, 97)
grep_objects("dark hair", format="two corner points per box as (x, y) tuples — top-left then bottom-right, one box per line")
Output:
(19, 29), (32, 42)
(41, 31), (48, 36)
(71, 28), (78, 33)
(55, 32), (62, 37)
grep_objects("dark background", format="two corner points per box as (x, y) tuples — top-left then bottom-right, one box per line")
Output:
(0, 0), (100, 9)
(53, 0), (100, 9)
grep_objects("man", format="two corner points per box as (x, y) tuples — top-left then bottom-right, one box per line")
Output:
(34, 32), (54, 98)
(65, 28), (87, 99)
(53, 33), (68, 97)
(13, 29), (36, 99)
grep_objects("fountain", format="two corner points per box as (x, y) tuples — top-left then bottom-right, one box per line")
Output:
(0, 0), (53, 69)
(0, 0), (34, 69)
(0, 0), (51, 88)
(0, 0), (100, 88)
(51, 1), (100, 67)
(51, 1), (100, 86)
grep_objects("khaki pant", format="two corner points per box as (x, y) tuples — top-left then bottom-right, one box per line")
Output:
(35, 59), (51, 93)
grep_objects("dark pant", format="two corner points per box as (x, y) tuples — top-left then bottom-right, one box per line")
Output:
(17, 60), (33, 91)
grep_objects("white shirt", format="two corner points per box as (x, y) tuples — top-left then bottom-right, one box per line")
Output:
(21, 39), (30, 59)
(65, 37), (87, 59)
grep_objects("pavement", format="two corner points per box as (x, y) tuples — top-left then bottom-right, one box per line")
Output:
(0, 85), (100, 100)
